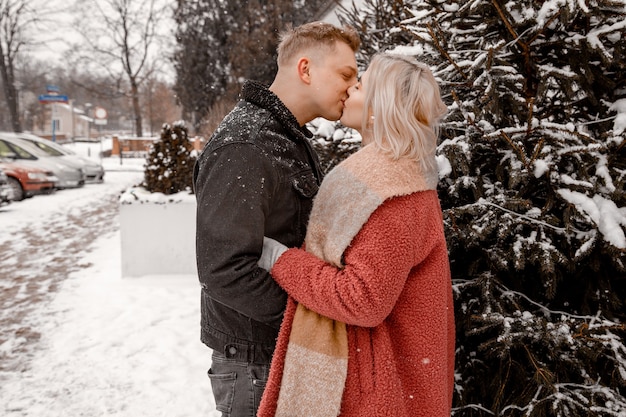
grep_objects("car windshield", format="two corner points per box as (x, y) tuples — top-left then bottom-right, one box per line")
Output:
(28, 140), (65, 157)
(19, 135), (74, 155)
(4, 138), (53, 158)
(0, 140), (37, 160)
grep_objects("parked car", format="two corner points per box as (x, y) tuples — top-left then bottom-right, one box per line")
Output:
(0, 136), (84, 189)
(0, 159), (57, 201)
(0, 167), (12, 205)
(15, 133), (105, 183)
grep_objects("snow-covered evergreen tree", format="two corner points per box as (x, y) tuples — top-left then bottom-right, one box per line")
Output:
(338, 1), (626, 415)
(143, 121), (196, 195)
(173, 0), (329, 133)
(308, 119), (362, 174)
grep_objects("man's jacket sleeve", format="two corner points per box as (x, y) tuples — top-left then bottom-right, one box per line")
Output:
(194, 142), (287, 328)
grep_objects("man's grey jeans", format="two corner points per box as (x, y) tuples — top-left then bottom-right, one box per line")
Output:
(208, 350), (270, 416)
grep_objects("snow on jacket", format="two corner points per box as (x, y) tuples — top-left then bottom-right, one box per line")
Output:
(258, 144), (455, 416)
(193, 80), (322, 363)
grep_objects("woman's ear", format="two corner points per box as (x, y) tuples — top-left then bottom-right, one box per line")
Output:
(297, 57), (312, 84)
(367, 109), (375, 129)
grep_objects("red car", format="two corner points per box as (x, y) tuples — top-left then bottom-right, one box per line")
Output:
(0, 167), (11, 205)
(0, 159), (57, 201)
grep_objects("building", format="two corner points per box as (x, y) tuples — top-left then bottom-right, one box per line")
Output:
(36, 102), (93, 142)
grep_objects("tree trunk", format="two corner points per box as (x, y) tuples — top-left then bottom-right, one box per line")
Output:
(0, 46), (21, 133)
(130, 79), (142, 137)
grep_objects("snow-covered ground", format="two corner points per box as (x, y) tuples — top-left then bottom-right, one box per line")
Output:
(0, 146), (218, 416)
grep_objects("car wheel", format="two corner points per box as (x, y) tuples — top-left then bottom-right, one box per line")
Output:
(7, 177), (24, 201)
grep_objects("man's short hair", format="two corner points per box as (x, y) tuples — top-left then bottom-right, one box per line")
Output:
(277, 21), (360, 66)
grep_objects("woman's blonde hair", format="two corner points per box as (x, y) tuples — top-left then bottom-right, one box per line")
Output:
(363, 53), (447, 172)
(277, 21), (360, 66)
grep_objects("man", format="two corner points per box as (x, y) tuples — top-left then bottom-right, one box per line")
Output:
(193, 21), (360, 416)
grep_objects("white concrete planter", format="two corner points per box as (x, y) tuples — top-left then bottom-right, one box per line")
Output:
(119, 187), (197, 277)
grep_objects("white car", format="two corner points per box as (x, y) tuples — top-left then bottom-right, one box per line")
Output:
(11, 133), (105, 183)
(0, 136), (85, 189)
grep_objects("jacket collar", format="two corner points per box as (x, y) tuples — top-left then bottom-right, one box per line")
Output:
(241, 80), (313, 140)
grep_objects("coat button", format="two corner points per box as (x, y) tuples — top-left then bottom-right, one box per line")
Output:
(228, 346), (237, 356)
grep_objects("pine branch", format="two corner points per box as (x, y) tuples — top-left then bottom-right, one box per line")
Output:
(499, 130), (530, 169)
(529, 138), (545, 167)
(528, 10), (562, 45)
(525, 345), (555, 385)
(490, 0), (518, 41)
(426, 22), (469, 82)
(451, 403), (495, 415)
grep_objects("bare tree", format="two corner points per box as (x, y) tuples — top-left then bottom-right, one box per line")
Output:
(70, 0), (167, 137)
(141, 76), (181, 136)
(0, 0), (37, 132)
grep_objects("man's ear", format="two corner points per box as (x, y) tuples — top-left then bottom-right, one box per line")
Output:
(297, 57), (312, 84)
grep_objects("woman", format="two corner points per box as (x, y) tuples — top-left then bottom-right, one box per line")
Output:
(257, 53), (455, 417)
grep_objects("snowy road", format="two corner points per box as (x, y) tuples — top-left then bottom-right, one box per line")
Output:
(0, 179), (128, 374)
(0, 171), (140, 374)
(0, 163), (217, 416)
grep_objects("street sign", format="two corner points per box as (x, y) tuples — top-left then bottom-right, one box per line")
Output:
(46, 85), (60, 93)
(38, 94), (69, 104)
(94, 106), (108, 126)
(94, 107), (108, 119)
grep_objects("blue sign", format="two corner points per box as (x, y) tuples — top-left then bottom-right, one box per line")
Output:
(38, 94), (69, 103)
(46, 85), (60, 93)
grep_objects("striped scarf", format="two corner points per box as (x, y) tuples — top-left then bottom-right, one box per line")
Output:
(258, 144), (438, 417)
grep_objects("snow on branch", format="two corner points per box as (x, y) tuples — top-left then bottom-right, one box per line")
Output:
(557, 189), (626, 249)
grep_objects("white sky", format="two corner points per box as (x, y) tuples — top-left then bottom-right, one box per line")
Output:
(321, 0), (366, 25)
(28, 0), (81, 64)
(27, 0), (176, 81)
